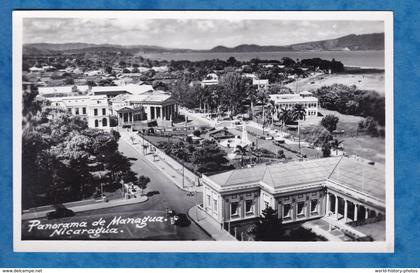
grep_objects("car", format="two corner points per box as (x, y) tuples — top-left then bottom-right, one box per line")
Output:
(46, 205), (75, 220)
(174, 213), (191, 227)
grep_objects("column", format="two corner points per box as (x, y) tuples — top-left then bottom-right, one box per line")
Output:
(365, 207), (369, 219)
(354, 204), (358, 221)
(335, 195), (339, 220)
(325, 193), (330, 214)
(343, 199), (348, 222)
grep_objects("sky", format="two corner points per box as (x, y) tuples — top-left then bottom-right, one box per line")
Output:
(23, 18), (384, 50)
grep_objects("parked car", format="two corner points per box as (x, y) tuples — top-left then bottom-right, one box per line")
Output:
(46, 205), (75, 220)
(174, 213), (191, 227)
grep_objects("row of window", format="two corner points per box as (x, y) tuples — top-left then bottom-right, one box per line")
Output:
(94, 118), (108, 127)
(283, 199), (319, 219)
(93, 108), (107, 116)
(206, 195), (218, 215)
(230, 200), (255, 218)
(276, 103), (317, 109)
(66, 107), (107, 116)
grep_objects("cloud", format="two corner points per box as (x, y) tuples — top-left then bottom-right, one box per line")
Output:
(22, 18), (384, 49)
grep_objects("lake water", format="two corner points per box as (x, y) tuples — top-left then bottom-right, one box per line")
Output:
(143, 50), (384, 69)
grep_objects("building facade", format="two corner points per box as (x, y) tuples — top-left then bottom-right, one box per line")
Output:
(201, 157), (385, 226)
(269, 93), (319, 117)
(113, 91), (178, 130)
(45, 95), (110, 129)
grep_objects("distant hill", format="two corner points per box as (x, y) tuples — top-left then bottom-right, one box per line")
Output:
(23, 43), (193, 55)
(289, 33), (384, 51)
(209, 33), (384, 52)
(23, 32), (384, 55)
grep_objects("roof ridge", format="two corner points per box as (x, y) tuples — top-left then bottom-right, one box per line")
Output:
(224, 169), (236, 186)
(327, 156), (344, 180)
(266, 165), (275, 186)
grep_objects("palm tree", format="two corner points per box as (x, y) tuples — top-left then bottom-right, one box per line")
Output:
(234, 145), (248, 166)
(247, 85), (258, 118)
(291, 104), (306, 151)
(278, 108), (292, 131)
(257, 91), (270, 135)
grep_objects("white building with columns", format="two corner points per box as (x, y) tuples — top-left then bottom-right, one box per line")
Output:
(113, 90), (178, 130)
(201, 156), (385, 237)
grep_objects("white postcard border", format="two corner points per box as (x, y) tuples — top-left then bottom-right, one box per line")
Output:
(12, 10), (394, 252)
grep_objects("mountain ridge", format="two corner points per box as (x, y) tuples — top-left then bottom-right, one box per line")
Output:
(23, 32), (384, 55)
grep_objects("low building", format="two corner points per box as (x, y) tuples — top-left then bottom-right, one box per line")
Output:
(201, 73), (219, 87)
(269, 93), (319, 117)
(38, 85), (91, 97)
(91, 83), (154, 98)
(45, 94), (110, 129)
(201, 157), (385, 226)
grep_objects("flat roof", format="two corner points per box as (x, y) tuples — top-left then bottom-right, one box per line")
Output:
(207, 157), (385, 201)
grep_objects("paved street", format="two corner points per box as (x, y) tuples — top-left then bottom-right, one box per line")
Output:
(74, 138), (212, 240)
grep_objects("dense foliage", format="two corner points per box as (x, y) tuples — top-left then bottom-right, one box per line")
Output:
(313, 84), (385, 126)
(22, 87), (139, 209)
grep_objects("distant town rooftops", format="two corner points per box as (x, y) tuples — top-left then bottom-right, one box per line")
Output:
(206, 157), (385, 202)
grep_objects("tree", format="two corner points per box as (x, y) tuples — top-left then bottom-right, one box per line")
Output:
(135, 175), (151, 194)
(321, 114), (339, 133)
(234, 145), (248, 166)
(193, 130), (201, 137)
(277, 108), (292, 129)
(277, 149), (285, 159)
(250, 207), (284, 241)
(322, 143), (331, 157)
(291, 104), (306, 150)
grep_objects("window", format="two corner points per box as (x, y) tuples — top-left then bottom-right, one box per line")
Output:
(283, 196), (289, 201)
(75, 108), (79, 115)
(231, 202), (239, 216)
(94, 109), (98, 116)
(246, 192), (252, 197)
(312, 192), (317, 196)
(297, 202), (305, 216)
(102, 118), (107, 127)
(82, 107), (86, 114)
(245, 200), (254, 215)
(207, 195), (211, 207)
(102, 108), (106, 115)
(283, 204), (291, 218)
(94, 120), (99, 128)
(311, 200), (318, 213)
(213, 199), (218, 213)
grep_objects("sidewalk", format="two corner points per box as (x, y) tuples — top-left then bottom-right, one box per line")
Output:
(188, 205), (236, 241)
(22, 196), (148, 220)
(121, 132), (202, 192)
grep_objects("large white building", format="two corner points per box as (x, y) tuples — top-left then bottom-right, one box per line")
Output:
(269, 92), (319, 117)
(201, 157), (385, 235)
(112, 90), (178, 130)
(45, 95), (110, 129)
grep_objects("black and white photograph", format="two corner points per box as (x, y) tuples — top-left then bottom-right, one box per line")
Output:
(13, 11), (393, 252)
